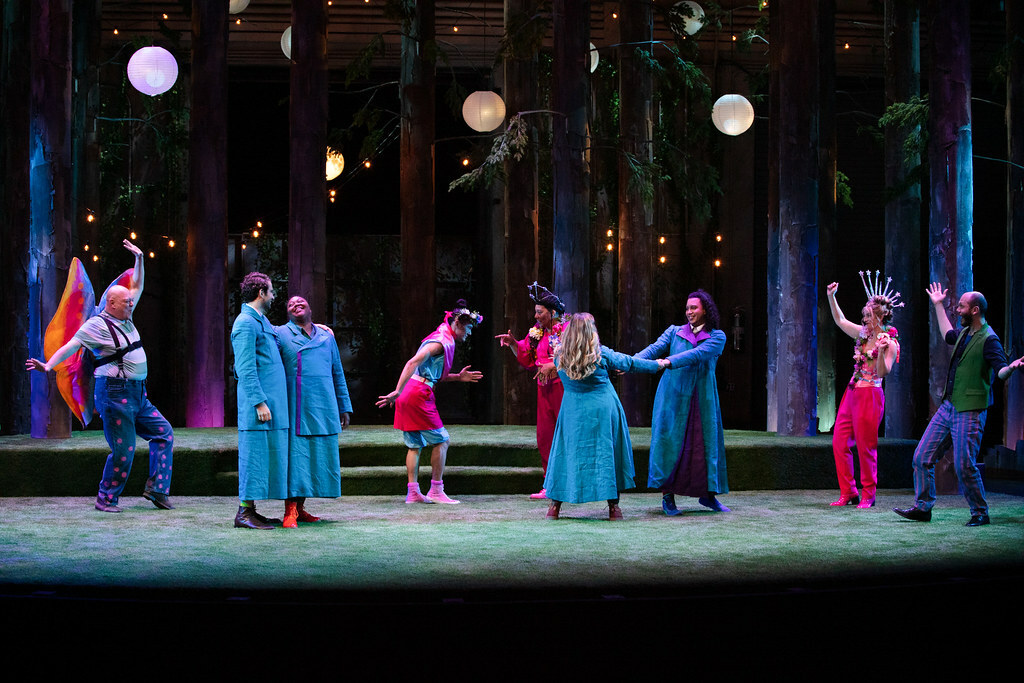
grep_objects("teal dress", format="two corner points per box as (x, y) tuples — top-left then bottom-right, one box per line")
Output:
(231, 304), (289, 500)
(636, 325), (728, 496)
(542, 346), (663, 504)
(275, 321), (353, 498)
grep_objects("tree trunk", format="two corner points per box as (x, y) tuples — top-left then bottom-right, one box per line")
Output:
(400, 0), (436, 354)
(772, 0), (820, 435)
(501, 0), (540, 425)
(926, 0), (973, 411)
(551, 0), (589, 313)
(816, 0), (837, 433)
(766, 0), (782, 431)
(0, 0), (31, 435)
(1005, 0), (1024, 449)
(616, 1), (654, 424)
(28, 0), (72, 438)
(289, 0), (329, 321)
(187, 0), (229, 427)
(883, 0), (922, 438)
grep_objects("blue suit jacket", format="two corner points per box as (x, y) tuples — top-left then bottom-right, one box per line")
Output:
(231, 304), (288, 431)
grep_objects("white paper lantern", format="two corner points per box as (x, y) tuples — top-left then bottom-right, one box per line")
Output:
(589, 42), (599, 73)
(462, 91), (506, 133)
(712, 94), (755, 135)
(326, 147), (345, 181)
(229, 0), (250, 14)
(127, 46), (178, 96)
(281, 26), (292, 59)
(673, 1), (705, 36)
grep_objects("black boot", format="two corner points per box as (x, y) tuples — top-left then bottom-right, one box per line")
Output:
(234, 505), (275, 529)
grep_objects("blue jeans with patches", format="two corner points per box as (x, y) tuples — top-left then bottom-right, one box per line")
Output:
(95, 377), (174, 505)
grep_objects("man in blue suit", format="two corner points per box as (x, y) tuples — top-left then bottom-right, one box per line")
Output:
(231, 272), (289, 529)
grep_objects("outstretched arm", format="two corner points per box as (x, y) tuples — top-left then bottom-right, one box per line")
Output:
(123, 240), (144, 301)
(665, 330), (727, 369)
(376, 342), (441, 407)
(927, 282), (954, 339)
(26, 337), (85, 373)
(826, 282), (862, 339)
(998, 355), (1024, 381)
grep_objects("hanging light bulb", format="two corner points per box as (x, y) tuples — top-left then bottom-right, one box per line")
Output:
(672, 2), (705, 36)
(462, 91), (506, 133)
(229, 0), (250, 13)
(589, 43), (599, 73)
(326, 147), (345, 181)
(127, 46), (179, 96)
(281, 26), (292, 59)
(711, 94), (755, 136)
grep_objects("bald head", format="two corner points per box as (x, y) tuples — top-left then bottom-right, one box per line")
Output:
(964, 291), (987, 315)
(104, 285), (134, 320)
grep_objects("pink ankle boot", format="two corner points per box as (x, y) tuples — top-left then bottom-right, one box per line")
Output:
(426, 479), (460, 504)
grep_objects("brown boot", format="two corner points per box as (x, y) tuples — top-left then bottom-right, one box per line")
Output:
(234, 506), (274, 530)
(283, 500), (299, 528)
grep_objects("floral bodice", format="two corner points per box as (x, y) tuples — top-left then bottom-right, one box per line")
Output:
(851, 324), (899, 386)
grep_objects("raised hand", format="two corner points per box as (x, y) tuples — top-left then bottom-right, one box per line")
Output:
(926, 282), (947, 306)
(122, 239), (143, 256)
(826, 282), (839, 298)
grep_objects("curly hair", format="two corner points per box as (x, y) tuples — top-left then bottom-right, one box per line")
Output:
(555, 313), (602, 381)
(866, 295), (895, 325)
(240, 272), (272, 303)
(686, 289), (720, 330)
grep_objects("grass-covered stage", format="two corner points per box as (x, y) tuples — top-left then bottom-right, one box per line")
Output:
(1, 427), (1021, 675)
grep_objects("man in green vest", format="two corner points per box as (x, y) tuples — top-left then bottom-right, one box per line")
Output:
(894, 283), (1023, 526)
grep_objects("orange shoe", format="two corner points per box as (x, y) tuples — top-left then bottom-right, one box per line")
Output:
(282, 500), (299, 528)
(297, 504), (320, 523)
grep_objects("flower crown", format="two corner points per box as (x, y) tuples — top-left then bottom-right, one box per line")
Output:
(449, 307), (483, 325)
(858, 270), (904, 312)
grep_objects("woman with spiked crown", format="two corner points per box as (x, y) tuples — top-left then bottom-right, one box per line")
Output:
(495, 282), (568, 499)
(825, 270), (902, 509)
(377, 300), (483, 504)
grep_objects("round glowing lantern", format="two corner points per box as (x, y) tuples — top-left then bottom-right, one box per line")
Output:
(589, 42), (599, 73)
(711, 94), (755, 136)
(673, 1), (705, 36)
(229, 0), (250, 13)
(462, 91), (506, 133)
(326, 147), (345, 181)
(127, 46), (178, 96)
(281, 26), (292, 59)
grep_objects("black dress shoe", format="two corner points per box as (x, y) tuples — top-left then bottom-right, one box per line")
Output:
(965, 514), (990, 527)
(893, 506), (931, 522)
(234, 506), (275, 529)
(143, 490), (175, 510)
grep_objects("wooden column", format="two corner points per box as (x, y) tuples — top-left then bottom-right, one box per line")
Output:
(551, 0), (589, 313)
(502, 0), (540, 425)
(399, 0), (437, 354)
(186, 0), (229, 427)
(616, 0), (654, 424)
(28, 0), (73, 438)
(925, 0), (973, 411)
(1005, 0), (1024, 448)
(289, 0), (329, 320)
(883, 0), (922, 438)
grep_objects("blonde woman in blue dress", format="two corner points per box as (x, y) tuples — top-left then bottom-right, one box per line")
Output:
(541, 313), (668, 520)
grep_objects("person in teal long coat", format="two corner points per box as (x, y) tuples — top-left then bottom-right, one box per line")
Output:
(274, 296), (352, 527)
(634, 289), (729, 516)
(542, 313), (667, 520)
(231, 272), (290, 530)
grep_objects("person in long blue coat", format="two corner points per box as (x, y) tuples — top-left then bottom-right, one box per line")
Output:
(634, 289), (729, 516)
(274, 296), (353, 527)
(231, 272), (290, 530)
(542, 313), (668, 520)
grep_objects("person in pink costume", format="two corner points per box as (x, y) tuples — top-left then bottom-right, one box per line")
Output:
(825, 270), (902, 509)
(495, 282), (567, 500)
(377, 301), (483, 504)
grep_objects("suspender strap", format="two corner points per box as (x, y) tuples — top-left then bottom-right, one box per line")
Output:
(92, 316), (143, 371)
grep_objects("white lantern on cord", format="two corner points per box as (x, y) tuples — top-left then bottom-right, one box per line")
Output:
(589, 42), (599, 73)
(462, 91), (506, 133)
(127, 46), (178, 96)
(229, 0), (250, 13)
(711, 94), (755, 136)
(673, 1), (705, 36)
(326, 147), (345, 181)
(281, 26), (292, 59)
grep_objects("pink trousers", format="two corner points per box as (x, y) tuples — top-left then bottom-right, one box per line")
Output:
(832, 385), (884, 501)
(536, 380), (564, 474)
